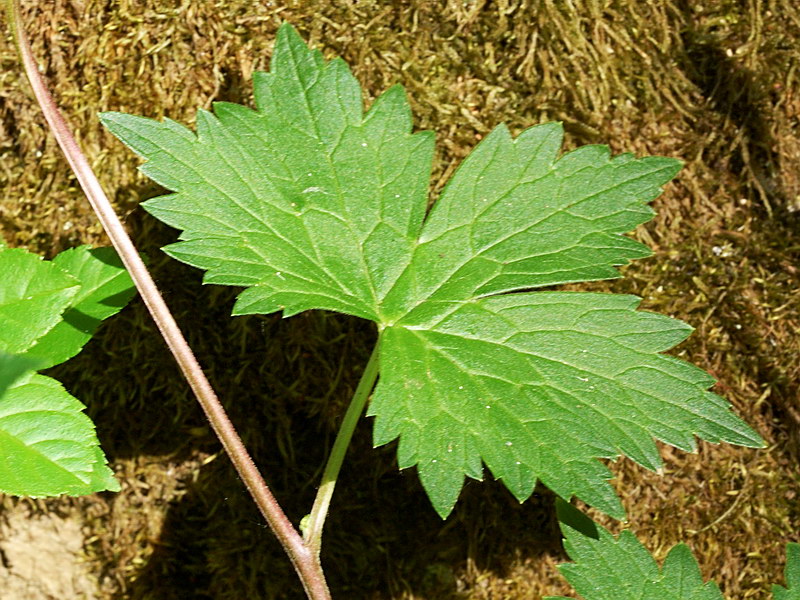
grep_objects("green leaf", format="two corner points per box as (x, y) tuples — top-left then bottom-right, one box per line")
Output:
(101, 26), (434, 322)
(0, 244), (132, 497)
(23, 246), (137, 369)
(0, 246), (79, 354)
(548, 501), (724, 600)
(550, 501), (796, 600)
(0, 372), (119, 496)
(101, 22), (763, 518)
(372, 292), (763, 517)
(774, 543), (800, 600)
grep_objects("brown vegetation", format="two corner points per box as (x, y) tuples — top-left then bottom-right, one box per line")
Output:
(1, 0), (798, 598)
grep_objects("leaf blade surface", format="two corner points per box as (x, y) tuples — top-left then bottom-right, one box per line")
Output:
(550, 500), (793, 600)
(102, 22), (763, 518)
(101, 24), (434, 322)
(23, 245), (137, 369)
(0, 372), (119, 496)
(0, 246), (78, 354)
(774, 543), (800, 600)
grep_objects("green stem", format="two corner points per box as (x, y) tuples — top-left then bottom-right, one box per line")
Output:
(304, 336), (381, 555)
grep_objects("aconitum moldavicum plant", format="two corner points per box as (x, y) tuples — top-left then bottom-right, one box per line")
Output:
(100, 23), (763, 521)
(5, 0), (792, 593)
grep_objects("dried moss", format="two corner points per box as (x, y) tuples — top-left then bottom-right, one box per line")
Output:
(1, 0), (799, 598)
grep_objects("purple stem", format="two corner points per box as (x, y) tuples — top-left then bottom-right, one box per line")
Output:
(3, 2), (331, 598)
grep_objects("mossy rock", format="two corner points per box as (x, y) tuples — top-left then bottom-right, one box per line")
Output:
(1, 1), (799, 598)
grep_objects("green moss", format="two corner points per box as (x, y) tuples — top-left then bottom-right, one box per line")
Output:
(1, 0), (798, 597)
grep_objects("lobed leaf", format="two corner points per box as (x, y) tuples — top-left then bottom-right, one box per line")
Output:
(372, 293), (761, 517)
(101, 30), (434, 322)
(102, 23), (763, 518)
(381, 125), (677, 316)
(550, 501), (797, 600)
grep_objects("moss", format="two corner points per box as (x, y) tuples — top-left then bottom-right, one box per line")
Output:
(1, 0), (798, 597)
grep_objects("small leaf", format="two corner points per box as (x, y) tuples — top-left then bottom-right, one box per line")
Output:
(551, 504), (797, 600)
(0, 244), (133, 497)
(103, 22), (764, 518)
(0, 246), (78, 354)
(0, 373), (118, 496)
(24, 245), (137, 369)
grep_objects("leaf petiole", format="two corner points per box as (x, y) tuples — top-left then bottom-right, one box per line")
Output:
(303, 336), (381, 555)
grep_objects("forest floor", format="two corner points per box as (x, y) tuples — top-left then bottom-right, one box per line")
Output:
(1, 1), (798, 598)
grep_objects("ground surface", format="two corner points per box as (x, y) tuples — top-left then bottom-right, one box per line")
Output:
(0, 0), (799, 598)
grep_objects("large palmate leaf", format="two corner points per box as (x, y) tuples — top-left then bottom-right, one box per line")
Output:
(0, 244), (135, 496)
(550, 501), (798, 600)
(101, 23), (762, 518)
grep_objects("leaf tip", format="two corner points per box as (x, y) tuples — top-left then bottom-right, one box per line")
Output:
(98, 112), (121, 137)
(274, 21), (308, 55)
(417, 462), (465, 520)
(97, 110), (116, 125)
